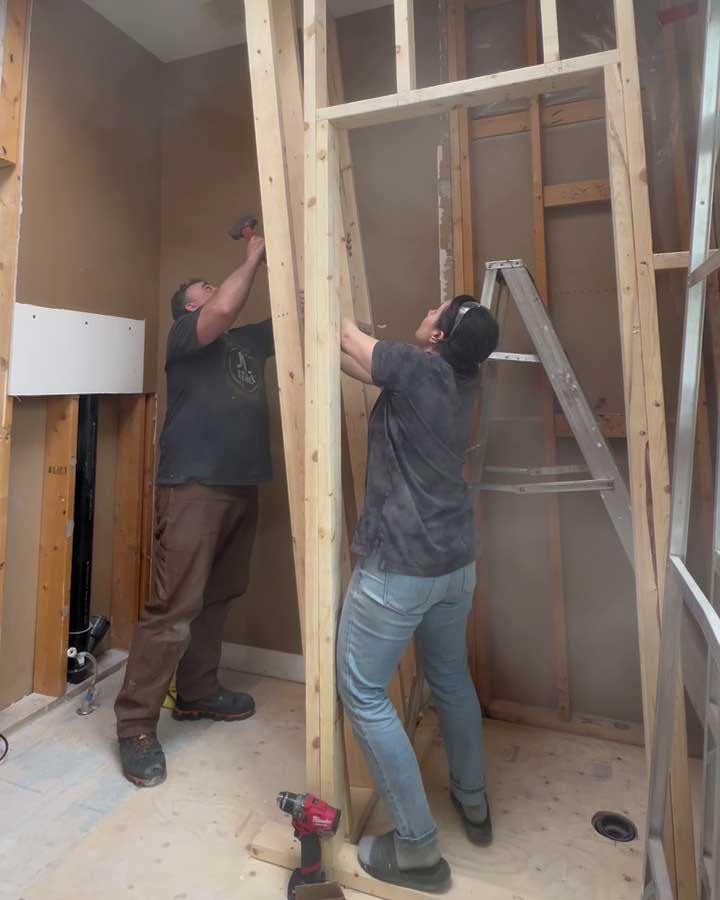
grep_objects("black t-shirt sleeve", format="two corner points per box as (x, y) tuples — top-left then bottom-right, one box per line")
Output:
(371, 341), (430, 392)
(166, 309), (202, 363)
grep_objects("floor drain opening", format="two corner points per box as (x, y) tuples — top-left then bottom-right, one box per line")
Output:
(592, 811), (638, 843)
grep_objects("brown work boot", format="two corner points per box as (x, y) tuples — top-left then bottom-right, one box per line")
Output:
(118, 733), (167, 788)
(172, 689), (255, 722)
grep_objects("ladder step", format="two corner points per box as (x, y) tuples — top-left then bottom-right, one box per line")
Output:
(473, 478), (614, 495)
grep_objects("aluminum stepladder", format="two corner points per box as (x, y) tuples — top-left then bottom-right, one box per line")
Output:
(470, 259), (634, 567)
(644, 0), (720, 897)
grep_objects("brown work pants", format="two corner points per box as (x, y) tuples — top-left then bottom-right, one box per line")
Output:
(115, 482), (258, 739)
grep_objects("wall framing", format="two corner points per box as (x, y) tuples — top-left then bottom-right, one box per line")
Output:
(282, 1), (695, 895)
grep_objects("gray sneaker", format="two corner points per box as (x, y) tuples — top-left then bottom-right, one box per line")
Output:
(119, 733), (167, 787)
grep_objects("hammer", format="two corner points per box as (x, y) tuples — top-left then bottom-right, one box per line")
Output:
(228, 215), (258, 242)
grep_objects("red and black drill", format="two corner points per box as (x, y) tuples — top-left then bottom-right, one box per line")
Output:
(277, 790), (342, 900)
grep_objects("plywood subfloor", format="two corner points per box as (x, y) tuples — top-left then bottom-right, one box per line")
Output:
(0, 668), (646, 900)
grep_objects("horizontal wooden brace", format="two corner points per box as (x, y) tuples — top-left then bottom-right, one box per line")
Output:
(471, 97), (605, 140)
(544, 178), (610, 208)
(653, 249), (719, 270)
(319, 50), (619, 129)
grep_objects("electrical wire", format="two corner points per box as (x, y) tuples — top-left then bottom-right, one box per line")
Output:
(0, 732), (8, 764)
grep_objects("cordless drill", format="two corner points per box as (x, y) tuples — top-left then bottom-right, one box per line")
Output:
(277, 790), (342, 900)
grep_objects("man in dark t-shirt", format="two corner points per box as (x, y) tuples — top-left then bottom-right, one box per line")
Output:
(115, 234), (270, 787)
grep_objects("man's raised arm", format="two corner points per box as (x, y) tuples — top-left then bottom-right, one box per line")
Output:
(196, 235), (266, 346)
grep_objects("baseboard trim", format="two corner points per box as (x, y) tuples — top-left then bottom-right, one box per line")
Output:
(220, 642), (305, 684)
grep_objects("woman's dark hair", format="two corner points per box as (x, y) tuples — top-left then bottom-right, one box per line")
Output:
(437, 294), (499, 375)
(170, 278), (205, 320)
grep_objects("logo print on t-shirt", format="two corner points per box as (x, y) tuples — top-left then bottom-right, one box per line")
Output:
(226, 347), (259, 393)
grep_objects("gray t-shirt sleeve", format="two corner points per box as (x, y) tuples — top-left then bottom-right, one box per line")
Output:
(371, 341), (430, 392)
(166, 309), (202, 363)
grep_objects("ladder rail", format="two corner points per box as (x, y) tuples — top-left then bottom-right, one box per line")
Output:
(500, 263), (634, 564)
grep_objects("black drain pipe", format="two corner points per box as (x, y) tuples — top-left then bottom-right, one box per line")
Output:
(68, 395), (108, 684)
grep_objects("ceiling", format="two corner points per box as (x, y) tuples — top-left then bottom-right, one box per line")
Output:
(81, 0), (393, 63)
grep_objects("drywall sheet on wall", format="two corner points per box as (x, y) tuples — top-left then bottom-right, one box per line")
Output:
(9, 305), (145, 396)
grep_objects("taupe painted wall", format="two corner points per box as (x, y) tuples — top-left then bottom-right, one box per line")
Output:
(159, 45), (301, 655)
(0, 0), (162, 708)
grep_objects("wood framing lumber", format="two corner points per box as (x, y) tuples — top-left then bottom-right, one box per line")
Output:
(0, 0), (29, 167)
(489, 700), (644, 746)
(110, 396), (145, 650)
(318, 50), (619, 129)
(604, 61), (696, 900)
(0, 0), (29, 654)
(654, 250), (720, 271)
(246, 0), (306, 643)
(470, 97), (605, 140)
(543, 178), (610, 208)
(304, 0), (326, 807)
(251, 821), (525, 900)
(33, 396), (80, 697)
(526, 0), (569, 722)
(448, 0), (474, 295)
(271, 0), (304, 299)
(138, 394), (157, 613)
(393, 0), (416, 93)
(328, 17), (375, 512)
(539, 0), (560, 62)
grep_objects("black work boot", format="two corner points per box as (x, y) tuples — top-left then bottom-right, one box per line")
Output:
(172, 689), (255, 723)
(119, 734), (167, 788)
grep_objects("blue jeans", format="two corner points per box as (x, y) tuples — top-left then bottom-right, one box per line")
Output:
(337, 553), (486, 850)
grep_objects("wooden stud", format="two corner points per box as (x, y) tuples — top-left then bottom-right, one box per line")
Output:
(0, 0), (29, 167)
(612, 4), (696, 894)
(543, 178), (611, 208)
(138, 394), (157, 613)
(0, 0), (29, 651)
(303, 0), (328, 812)
(539, 0), (560, 62)
(271, 0), (305, 305)
(393, 0), (416, 93)
(470, 97), (606, 141)
(604, 61), (696, 900)
(110, 396), (145, 650)
(246, 0), (306, 645)
(319, 49), (620, 130)
(526, 0), (570, 722)
(33, 397), (79, 697)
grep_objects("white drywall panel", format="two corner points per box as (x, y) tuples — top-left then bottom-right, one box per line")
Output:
(8, 304), (145, 396)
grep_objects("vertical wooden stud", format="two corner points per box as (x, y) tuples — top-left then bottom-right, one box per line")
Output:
(304, 0), (328, 809)
(110, 396), (145, 650)
(394, 0), (417, 92)
(539, 0), (560, 62)
(604, 59), (696, 900)
(526, 0), (570, 720)
(33, 396), (79, 697)
(0, 0), (29, 648)
(246, 0), (306, 642)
